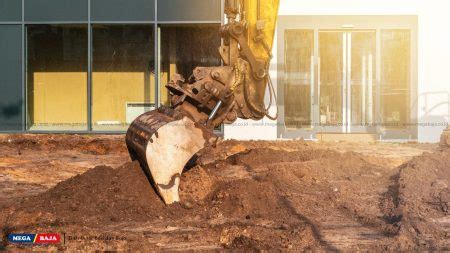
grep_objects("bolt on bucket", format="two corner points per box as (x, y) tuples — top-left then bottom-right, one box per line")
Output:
(125, 107), (217, 205)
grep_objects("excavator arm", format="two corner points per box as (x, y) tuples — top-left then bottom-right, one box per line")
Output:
(126, 0), (280, 204)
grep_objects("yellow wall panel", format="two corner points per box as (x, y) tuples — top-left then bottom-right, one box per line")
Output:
(92, 72), (155, 124)
(33, 72), (87, 125)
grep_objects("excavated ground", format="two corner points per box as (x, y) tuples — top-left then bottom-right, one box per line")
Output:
(0, 134), (448, 251)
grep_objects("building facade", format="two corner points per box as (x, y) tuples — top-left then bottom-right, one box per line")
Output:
(0, 0), (222, 133)
(224, 0), (450, 143)
(0, 0), (449, 143)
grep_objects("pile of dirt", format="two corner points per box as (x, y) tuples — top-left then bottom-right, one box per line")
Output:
(388, 149), (450, 250)
(5, 162), (168, 226)
(2, 144), (336, 250)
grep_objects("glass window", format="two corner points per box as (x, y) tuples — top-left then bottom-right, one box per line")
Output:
(27, 25), (88, 131)
(0, 25), (23, 131)
(159, 24), (221, 106)
(284, 29), (314, 129)
(25, 0), (88, 22)
(158, 0), (221, 22)
(0, 0), (22, 22)
(92, 25), (155, 131)
(91, 0), (155, 22)
(350, 31), (376, 127)
(381, 29), (411, 129)
(319, 31), (343, 126)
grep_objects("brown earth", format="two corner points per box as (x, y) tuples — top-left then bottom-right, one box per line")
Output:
(442, 126), (450, 148)
(0, 134), (448, 251)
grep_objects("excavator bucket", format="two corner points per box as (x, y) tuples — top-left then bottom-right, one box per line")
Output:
(125, 108), (217, 205)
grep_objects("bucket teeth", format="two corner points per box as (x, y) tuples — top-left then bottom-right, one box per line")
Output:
(126, 108), (216, 205)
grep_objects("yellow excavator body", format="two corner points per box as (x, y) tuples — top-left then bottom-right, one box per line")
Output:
(244, 0), (279, 62)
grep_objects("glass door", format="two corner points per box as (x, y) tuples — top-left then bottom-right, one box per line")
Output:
(350, 31), (376, 133)
(278, 16), (416, 140)
(318, 30), (376, 133)
(284, 30), (314, 130)
(318, 31), (344, 132)
(278, 29), (316, 139)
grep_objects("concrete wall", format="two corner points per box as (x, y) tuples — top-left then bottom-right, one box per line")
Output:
(224, 0), (450, 143)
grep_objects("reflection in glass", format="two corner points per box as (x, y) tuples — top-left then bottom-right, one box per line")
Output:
(350, 31), (376, 127)
(284, 29), (314, 129)
(319, 31), (343, 126)
(92, 25), (155, 131)
(27, 25), (88, 131)
(381, 29), (411, 128)
(159, 24), (222, 106)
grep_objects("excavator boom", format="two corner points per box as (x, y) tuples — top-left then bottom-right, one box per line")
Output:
(244, 0), (279, 64)
(126, 0), (280, 204)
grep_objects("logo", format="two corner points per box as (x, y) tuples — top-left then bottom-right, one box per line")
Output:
(8, 233), (61, 244)
(7, 234), (35, 244)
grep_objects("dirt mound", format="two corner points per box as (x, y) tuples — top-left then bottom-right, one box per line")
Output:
(3, 145), (340, 250)
(389, 150), (450, 250)
(6, 162), (170, 227)
(6, 155), (297, 224)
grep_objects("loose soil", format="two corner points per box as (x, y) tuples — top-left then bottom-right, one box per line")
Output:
(442, 127), (450, 148)
(0, 135), (448, 251)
